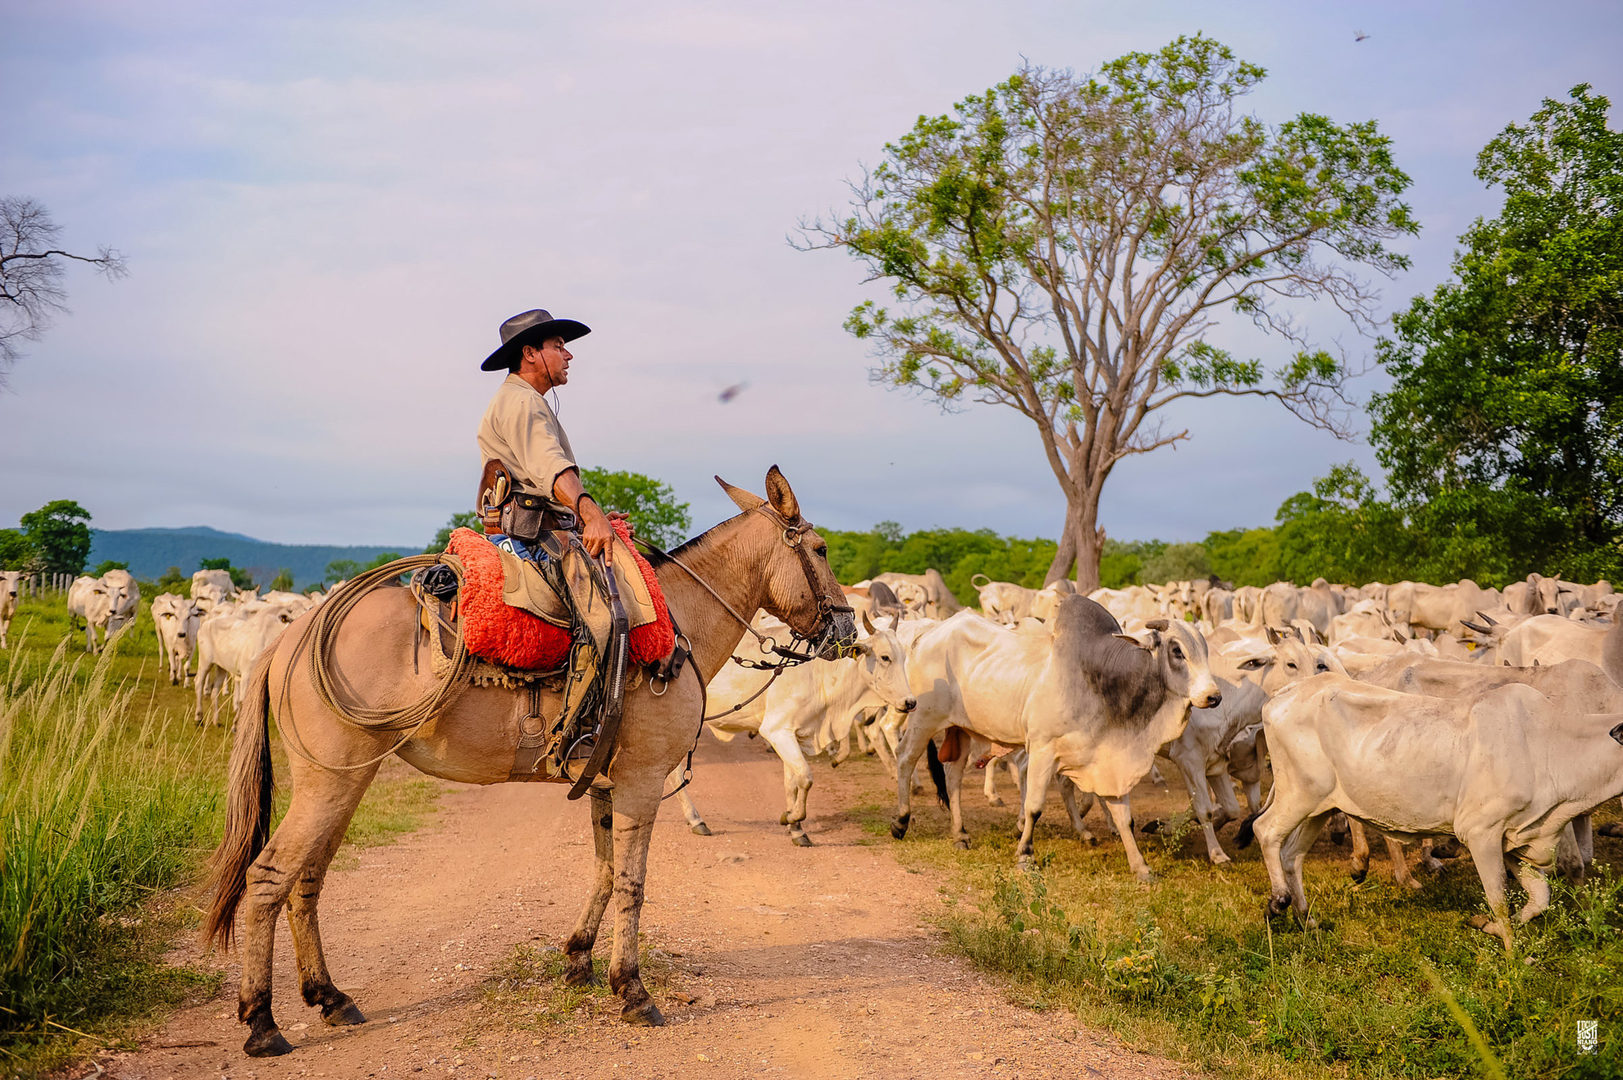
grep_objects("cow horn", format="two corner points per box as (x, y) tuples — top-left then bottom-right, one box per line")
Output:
(1146, 618), (1170, 632)
(860, 610), (876, 636)
(1461, 620), (1490, 634)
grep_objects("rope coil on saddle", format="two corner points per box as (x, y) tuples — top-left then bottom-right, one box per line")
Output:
(281, 554), (477, 773)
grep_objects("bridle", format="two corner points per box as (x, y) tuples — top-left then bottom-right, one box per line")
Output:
(630, 503), (854, 671)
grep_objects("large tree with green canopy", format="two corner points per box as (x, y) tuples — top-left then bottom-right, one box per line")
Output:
(1370, 84), (1623, 582)
(804, 35), (1418, 589)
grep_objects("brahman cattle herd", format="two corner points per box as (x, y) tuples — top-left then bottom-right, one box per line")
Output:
(27, 564), (1623, 951)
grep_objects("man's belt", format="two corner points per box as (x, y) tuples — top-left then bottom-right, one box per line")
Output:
(481, 459), (577, 542)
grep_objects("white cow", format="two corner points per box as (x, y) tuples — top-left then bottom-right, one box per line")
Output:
(66, 574), (117, 652)
(0, 570), (21, 648)
(873, 569), (961, 619)
(151, 593), (204, 686)
(890, 598), (1220, 880)
(1254, 674), (1623, 950)
(100, 569), (139, 638)
(677, 619), (916, 844)
(973, 575), (1072, 625)
(190, 569), (238, 615)
(1497, 614), (1615, 669)
(194, 604), (298, 724)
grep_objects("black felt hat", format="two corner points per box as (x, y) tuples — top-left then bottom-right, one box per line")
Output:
(480, 309), (591, 372)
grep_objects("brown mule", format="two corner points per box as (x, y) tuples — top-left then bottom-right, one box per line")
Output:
(203, 467), (855, 1058)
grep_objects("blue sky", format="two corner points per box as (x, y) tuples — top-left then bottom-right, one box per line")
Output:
(2, 1), (1619, 546)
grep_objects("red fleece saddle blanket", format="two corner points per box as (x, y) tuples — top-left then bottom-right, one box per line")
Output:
(445, 522), (675, 671)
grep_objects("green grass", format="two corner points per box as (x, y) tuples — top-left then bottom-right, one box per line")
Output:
(0, 595), (445, 1076)
(840, 759), (1623, 1080)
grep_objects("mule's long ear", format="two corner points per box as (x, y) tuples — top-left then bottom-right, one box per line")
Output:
(715, 475), (766, 514)
(764, 465), (801, 521)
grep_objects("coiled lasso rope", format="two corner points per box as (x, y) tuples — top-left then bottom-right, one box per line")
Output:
(283, 554), (478, 772)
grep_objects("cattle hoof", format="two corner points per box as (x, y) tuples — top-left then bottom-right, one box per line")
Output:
(321, 998), (367, 1027)
(790, 833), (813, 848)
(890, 814), (910, 840)
(1402, 876), (1426, 891)
(690, 822), (712, 836)
(1348, 867), (1368, 884)
(1597, 822), (1623, 839)
(1135, 872), (1157, 886)
(244, 1029), (295, 1057)
(1210, 852), (1231, 866)
(1083, 835), (1099, 848)
(1139, 819), (1163, 835)
(987, 796), (1006, 808)
(1266, 895), (1291, 918)
(954, 838), (970, 851)
(622, 1000), (665, 1027)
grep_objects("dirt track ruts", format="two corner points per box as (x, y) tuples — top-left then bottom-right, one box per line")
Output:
(86, 735), (1201, 1080)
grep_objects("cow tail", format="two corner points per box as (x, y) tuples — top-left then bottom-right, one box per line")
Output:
(202, 645), (276, 950)
(1233, 729), (1271, 850)
(925, 738), (950, 809)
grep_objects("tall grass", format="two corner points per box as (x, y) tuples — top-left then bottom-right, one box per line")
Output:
(0, 598), (444, 1074)
(0, 636), (224, 1058)
(821, 746), (1623, 1080)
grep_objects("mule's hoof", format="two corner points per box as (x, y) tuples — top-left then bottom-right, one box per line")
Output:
(622, 1000), (665, 1027)
(890, 814), (910, 841)
(322, 999), (367, 1027)
(690, 822), (712, 836)
(562, 959), (597, 987)
(954, 838), (970, 851)
(790, 833), (813, 847)
(244, 1029), (295, 1057)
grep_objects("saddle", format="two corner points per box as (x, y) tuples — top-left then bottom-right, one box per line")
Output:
(406, 461), (680, 796)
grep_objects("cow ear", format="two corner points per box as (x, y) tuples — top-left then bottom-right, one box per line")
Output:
(1114, 632), (1156, 651)
(764, 465), (801, 521)
(714, 475), (767, 514)
(1265, 626), (1285, 646)
(1146, 618), (1170, 632)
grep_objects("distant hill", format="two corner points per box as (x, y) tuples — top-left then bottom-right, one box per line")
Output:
(88, 526), (415, 589)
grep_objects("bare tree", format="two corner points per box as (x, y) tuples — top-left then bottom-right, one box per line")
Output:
(1, 196), (127, 383)
(801, 37), (1417, 589)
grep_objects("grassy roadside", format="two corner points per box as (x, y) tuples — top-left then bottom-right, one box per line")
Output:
(832, 755), (1622, 1079)
(0, 596), (445, 1077)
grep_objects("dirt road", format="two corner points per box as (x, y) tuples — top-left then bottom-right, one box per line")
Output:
(92, 737), (1198, 1080)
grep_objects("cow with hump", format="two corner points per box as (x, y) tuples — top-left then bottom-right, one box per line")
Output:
(889, 594), (1220, 881)
(1253, 672), (1623, 951)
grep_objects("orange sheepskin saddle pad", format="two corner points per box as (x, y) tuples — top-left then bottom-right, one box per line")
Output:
(444, 522), (675, 671)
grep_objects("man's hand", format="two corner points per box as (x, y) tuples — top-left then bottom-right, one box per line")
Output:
(580, 503), (615, 558)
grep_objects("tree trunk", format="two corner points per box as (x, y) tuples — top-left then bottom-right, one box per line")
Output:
(1044, 511), (1078, 587)
(1073, 490), (1105, 593)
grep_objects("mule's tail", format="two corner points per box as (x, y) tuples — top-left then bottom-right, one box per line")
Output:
(202, 645), (276, 950)
(925, 738), (950, 809)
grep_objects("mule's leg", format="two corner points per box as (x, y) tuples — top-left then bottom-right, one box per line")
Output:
(606, 786), (663, 1026)
(1101, 795), (1157, 883)
(285, 768), (376, 1028)
(564, 787), (615, 986)
(238, 769), (374, 1057)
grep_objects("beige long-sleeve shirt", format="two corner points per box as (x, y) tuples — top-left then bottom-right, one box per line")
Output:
(477, 374), (578, 498)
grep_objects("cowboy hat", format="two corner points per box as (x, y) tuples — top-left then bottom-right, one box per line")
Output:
(481, 309), (591, 372)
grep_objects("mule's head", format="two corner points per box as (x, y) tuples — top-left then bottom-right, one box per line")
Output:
(716, 466), (856, 657)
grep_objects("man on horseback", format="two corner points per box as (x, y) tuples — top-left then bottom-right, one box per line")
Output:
(477, 308), (616, 558)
